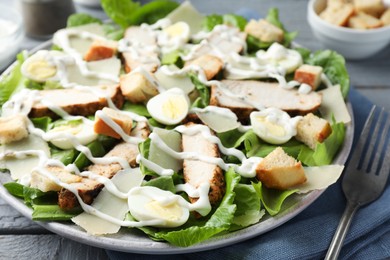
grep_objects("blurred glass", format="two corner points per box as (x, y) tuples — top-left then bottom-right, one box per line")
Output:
(21, 0), (75, 39)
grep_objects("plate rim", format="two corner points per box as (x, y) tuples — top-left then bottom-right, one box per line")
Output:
(0, 40), (355, 255)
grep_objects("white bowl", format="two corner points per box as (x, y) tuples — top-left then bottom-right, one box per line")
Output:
(0, 4), (23, 71)
(307, 0), (390, 60)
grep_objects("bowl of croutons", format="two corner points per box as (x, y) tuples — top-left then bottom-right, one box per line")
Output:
(308, 0), (390, 59)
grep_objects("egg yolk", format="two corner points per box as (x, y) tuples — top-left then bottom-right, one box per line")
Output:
(162, 96), (188, 120)
(27, 60), (57, 81)
(50, 124), (82, 135)
(256, 116), (286, 137)
(145, 200), (183, 221)
(164, 22), (187, 38)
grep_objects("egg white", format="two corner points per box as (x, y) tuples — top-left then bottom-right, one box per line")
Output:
(147, 88), (190, 125)
(21, 50), (67, 83)
(47, 121), (98, 150)
(128, 186), (190, 228)
(250, 108), (300, 144)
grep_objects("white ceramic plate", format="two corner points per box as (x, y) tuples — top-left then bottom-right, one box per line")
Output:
(0, 41), (354, 255)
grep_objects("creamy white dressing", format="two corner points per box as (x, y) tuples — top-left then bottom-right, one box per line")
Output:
(0, 11), (337, 232)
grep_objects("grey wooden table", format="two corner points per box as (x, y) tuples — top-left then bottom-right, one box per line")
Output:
(0, 1), (389, 259)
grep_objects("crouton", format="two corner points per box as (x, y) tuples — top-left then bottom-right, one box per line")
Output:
(182, 123), (225, 205)
(294, 64), (323, 90)
(320, 3), (355, 26)
(295, 113), (332, 150)
(94, 107), (133, 139)
(353, 0), (385, 18)
(185, 55), (223, 80)
(380, 8), (390, 26)
(84, 39), (118, 62)
(256, 147), (306, 190)
(30, 166), (82, 192)
(348, 12), (383, 29)
(0, 114), (29, 144)
(29, 85), (124, 119)
(244, 19), (284, 43)
(119, 72), (159, 103)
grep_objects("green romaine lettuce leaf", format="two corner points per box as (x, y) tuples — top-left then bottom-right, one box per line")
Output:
(298, 119), (346, 166)
(203, 14), (247, 31)
(0, 52), (27, 107)
(101, 0), (140, 28)
(304, 49), (350, 98)
(32, 204), (82, 221)
(127, 0), (179, 25)
(230, 183), (262, 230)
(252, 181), (298, 216)
(142, 175), (176, 194)
(189, 73), (210, 108)
(67, 13), (103, 27)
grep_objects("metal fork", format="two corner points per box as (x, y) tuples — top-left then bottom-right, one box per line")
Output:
(325, 106), (390, 260)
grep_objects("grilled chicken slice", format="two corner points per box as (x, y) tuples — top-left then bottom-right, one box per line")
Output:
(210, 80), (322, 122)
(29, 85), (124, 119)
(182, 123), (225, 205)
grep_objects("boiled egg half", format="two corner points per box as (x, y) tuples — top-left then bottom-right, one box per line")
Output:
(147, 87), (190, 125)
(46, 120), (98, 150)
(159, 21), (190, 52)
(128, 186), (190, 228)
(256, 42), (302, 74)
(250, 108), (301, 144)
(21, 50), (66, 83)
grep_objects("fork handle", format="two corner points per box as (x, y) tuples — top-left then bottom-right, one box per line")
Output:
(325, 201), (360, 260)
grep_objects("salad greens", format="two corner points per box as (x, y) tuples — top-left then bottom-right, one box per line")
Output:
(0, 0), (352, 248)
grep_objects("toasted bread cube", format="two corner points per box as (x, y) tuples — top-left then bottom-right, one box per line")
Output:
(328, 0), (351, 7)
(320, 3), (355, 26)
(94, 107), (133, 139)
(380, 8), (390, 26)
(295, 113), (332, 150)
(294, 64), (323, 90)
(353, 0), (385, 18)
(0, 114), (29, 144)
(84, 39), (118, 62)
(348, 12), (383, 29)
(256, 147), (306, 190)
(185, 55), (223, 80)
(119, 72), (159, 103)
(244, 19), (284, 43)
(30, 166), (82, 192)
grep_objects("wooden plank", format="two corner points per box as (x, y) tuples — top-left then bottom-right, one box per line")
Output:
(0, 235), (109, 260)
(0, 197), (47, 234)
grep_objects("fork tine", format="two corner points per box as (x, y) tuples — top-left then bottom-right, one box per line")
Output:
(350, 106), (377, 167)
(360, 107), (386, 172)
(369, 110), (390, 176)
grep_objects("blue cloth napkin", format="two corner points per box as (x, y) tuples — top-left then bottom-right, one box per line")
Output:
(106, 89), (390, 260)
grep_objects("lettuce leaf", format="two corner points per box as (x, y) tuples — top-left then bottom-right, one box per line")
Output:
(252, 181), (298, 216)
(203, 14), (247, 31)
(122, 101), (151, 117)
(298, 120), (346, 166)
(127, 0), (179, 25)
(189, 73), (210, 108)
(230, 183), (263, 230)
(304, 49), (350, 98)
(0, 52), (27, 107)
(67, 13), (103, 27)
(101, 0), (140, 28)
(101, 0), (178, 28)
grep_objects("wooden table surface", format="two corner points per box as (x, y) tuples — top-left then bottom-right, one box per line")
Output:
(0, 1), (389, 259)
